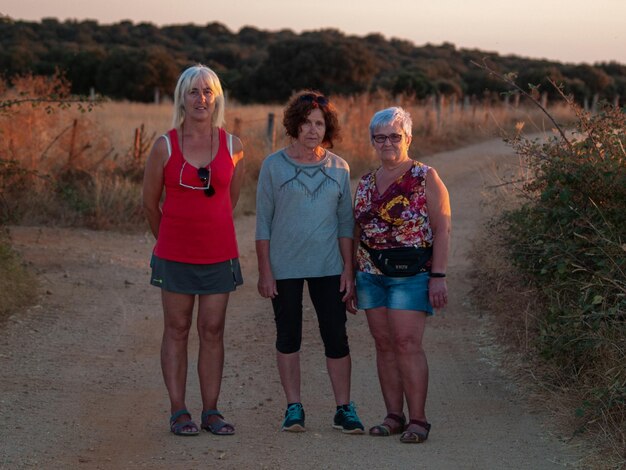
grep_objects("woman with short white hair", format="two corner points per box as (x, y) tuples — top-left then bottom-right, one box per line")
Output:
(354, 106), (451, 443)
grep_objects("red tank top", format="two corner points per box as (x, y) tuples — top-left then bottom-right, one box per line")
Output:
(154, 127), (239, 264)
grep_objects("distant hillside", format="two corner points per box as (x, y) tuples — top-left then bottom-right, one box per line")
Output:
(1, 16), (624, 104)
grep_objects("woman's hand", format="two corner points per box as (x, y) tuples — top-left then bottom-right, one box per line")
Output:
(425, 167), (451, 311)
(340, 271), (357, 314)
(345, 289), (358, 314)
(257, 271), (278, 299)
(428, 277), (448, 309)
(338, 237), (357, 313)
(255, 239), (277, 298)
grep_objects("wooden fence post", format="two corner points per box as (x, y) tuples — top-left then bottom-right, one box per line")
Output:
(267, 113), (276, 152)
(435, 95), (442, 130)
(423, 99), (431, 136)
(133, 125), (142, 162)
(68, 119), (78, 166)
(592, 93), (599, 113)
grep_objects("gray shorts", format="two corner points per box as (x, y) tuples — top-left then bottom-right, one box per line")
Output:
(150, 254), (243, 295)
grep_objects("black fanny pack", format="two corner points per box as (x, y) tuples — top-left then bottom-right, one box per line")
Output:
(360, 241), (432, 277)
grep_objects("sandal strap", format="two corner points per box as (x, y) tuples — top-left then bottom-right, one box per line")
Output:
(170, 408), (191, 423)
(369, 424), (391, 436)
(385, 413), (406, 425)
(201, 409), (235, 435)
(408, 419), (431, 430)
(201, 409), (224, 420)
(370, 413), (406, 436)
(171, 420), (197, 431)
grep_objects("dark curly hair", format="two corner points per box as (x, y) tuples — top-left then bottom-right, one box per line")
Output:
(282, 90), (341, 148)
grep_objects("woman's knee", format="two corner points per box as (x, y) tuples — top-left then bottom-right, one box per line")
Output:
(164, 317), (192, 341)
(276, 333), (301, 354)
(325, 345), (350, 359)
(393, 334), (424, 355)
(197, 320), (225, 343)
(368, 326), (395, 353)
(320, 329), (349, 358)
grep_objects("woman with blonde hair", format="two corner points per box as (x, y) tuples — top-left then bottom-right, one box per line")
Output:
(143, 64), (244, 436)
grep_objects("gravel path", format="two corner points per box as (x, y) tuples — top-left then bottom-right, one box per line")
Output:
(0, 137), (580, 469)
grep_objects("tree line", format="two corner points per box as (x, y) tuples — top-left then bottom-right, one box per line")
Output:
(1, 16), (624, 104)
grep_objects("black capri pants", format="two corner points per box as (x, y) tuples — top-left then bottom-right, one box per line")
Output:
(271, 275), (350, 359)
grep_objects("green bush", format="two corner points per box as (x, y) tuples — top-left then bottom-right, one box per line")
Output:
(501, 104), (625, 452)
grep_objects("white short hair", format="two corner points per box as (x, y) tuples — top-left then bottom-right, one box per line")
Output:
(369, 107), (413, 138)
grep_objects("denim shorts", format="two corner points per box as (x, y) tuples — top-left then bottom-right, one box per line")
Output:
(356, 271), (433, 315)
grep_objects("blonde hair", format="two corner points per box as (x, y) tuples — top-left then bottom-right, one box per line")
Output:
(172, 64), (226, 129)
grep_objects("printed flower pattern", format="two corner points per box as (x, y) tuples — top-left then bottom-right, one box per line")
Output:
(354, 161), (433, 274)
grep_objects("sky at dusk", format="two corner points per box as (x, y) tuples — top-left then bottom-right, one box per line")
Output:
(2, 0), (625, 65)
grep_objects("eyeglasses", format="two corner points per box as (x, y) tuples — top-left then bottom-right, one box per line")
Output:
(298, 93), (329, 107)
(179, 162), (215, 197)
(372, 133), (404, 144)
(197, 167), (216, 197)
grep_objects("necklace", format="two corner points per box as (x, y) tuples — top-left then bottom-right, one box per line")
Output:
(375, 159), (412, 193)
(181, 123), (215, 167)
(378, 159), (412, 179)
(383, 158), (411, 172)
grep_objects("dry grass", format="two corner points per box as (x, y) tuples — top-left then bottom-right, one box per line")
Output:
(88, 95), (575, 217)
(469, 181), (624, 470)
(0, 229), (37, 322)
(1, 74), (576, 226)
(470, 229), (625, 470)
(91, 101), (172, 155)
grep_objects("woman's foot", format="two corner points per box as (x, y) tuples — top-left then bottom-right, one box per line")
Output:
(333, 402), (365, 434)
(281, 403), (306, 432)
(169, 409), (199, 436)
(201, 410), (235, 435)
(400, 419), (431, 443)
(369, 413), (406, 436)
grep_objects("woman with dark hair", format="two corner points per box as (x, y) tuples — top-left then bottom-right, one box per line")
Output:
(143, 64), (244, 436)
(255, 90), (364, 434)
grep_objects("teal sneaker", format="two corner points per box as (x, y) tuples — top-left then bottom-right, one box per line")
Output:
(333, 402), (365, 434)
(282, 403), (305, 432)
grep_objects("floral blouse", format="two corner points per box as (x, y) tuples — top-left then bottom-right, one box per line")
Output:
(354, 161), (433, 274)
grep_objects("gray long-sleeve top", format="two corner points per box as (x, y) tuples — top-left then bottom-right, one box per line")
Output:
(255, 149), (354, 280)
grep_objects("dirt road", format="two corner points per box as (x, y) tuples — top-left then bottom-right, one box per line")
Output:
(1, 137), (580, 469)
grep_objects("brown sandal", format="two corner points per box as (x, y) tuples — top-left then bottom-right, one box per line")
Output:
(400, 419), (431, 443)
(368, 413), (406, 436)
